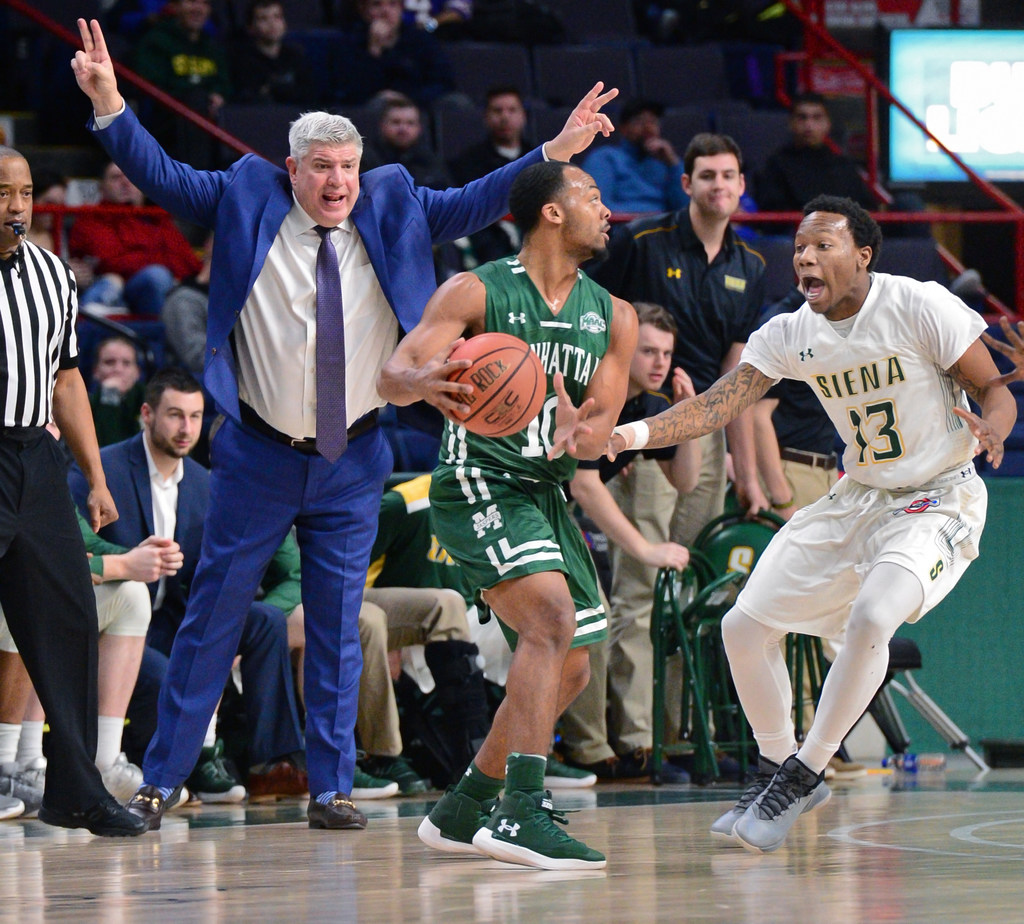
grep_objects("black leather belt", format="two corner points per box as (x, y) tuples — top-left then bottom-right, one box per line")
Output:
(780, 447), (837, 471)
(240, 404), (378, 456)
(0, 426), (46, 443)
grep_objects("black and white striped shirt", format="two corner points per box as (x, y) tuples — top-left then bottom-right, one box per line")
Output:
(0, 240), (78, 428)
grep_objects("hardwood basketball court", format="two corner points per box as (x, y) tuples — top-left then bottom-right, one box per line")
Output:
(2, 757), (1022, 921)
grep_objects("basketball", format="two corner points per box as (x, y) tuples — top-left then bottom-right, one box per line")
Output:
(446, 332), (546, 437)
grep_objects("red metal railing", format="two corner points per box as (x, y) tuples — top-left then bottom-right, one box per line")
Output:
(2, 0), (253, 158)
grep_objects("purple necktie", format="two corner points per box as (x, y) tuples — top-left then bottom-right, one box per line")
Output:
(315, 226), (347, 462)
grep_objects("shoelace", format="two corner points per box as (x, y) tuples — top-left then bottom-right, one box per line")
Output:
(531, 794), (576, 842)
(734, 768), (776, 812)
(755, 769), (816, 820)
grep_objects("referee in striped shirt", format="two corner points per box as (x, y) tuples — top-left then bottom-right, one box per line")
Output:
(0, 147), (144, 835)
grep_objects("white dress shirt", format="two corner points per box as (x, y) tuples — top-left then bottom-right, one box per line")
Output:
(235, 202), (399, 440)
(143, 435), (184, 610)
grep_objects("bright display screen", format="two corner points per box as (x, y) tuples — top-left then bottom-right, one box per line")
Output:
(888, 29), (1024, 182)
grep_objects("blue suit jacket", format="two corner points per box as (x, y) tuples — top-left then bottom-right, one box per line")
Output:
(89, 107), (545, 422)
(68, 433), (208, 628)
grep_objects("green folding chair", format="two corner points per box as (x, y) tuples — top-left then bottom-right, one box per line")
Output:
(695, 510), (833, 749)
(650, 566), (746, 783)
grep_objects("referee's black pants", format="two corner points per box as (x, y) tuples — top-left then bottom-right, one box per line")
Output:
(0, 430), (108, 812)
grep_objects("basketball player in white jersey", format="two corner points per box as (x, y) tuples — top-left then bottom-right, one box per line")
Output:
(609, 194), (1022, 853)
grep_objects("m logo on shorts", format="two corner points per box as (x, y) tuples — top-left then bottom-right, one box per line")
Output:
(473, 504), (503, 537)
(579, 311), (606, 334)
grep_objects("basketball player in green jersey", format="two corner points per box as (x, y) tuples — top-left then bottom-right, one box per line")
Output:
(379, 161), (637, 869)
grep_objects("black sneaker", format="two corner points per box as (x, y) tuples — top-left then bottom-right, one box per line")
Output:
(733, 755), (831, 853)
(39, 795), (147, 837)
(709, 756), (779, 844)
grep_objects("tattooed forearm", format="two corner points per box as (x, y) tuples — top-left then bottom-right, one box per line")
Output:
(646, 364), (773, 449)
(949, 360), (987, 407)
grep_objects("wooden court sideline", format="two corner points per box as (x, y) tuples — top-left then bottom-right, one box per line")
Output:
(2, 759), (1022, 922)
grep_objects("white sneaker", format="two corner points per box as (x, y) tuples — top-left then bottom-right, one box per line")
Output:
(100, 753), (144, 803)
(0, 793), (24, 820)
(0, 761), (43, 816)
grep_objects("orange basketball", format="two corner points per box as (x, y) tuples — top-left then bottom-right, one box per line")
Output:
(446, 332), (546, 437)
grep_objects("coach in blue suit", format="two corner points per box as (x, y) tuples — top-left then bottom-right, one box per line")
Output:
(74, 17), (617, 830)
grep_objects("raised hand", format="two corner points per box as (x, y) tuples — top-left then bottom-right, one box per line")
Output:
(547, 372), (596, 460)
(71, 18), (123, 116)
(981, 317), (1024, 385)
(671, 366), (695, 404)
(544, 82), (619, 162)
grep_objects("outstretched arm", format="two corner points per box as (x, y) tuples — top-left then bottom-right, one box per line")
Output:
(610, 362), (774, 458)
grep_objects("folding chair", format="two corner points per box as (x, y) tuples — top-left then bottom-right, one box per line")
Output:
(650, 567), (746, 783)
(868, 636), (989, 771)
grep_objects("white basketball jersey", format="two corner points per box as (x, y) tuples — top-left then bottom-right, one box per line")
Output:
(743, 273), (986, 490)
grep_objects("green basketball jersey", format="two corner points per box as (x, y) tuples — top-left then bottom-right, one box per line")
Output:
(438, 256), (614, 486)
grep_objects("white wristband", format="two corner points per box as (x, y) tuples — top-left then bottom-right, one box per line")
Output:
(614, 420), (649, 452)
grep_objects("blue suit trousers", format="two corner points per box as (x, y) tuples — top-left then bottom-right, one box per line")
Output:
(143, 418), (391, 795)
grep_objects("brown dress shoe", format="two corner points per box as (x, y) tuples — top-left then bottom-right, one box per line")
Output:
(124, 784), (183, 832)
(307, 794), (367, 830)
(247, 761), (309, 799)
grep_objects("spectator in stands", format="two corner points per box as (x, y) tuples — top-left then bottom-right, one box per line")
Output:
(133, 0), (232, 166)
(592, 132), (770, 550)
(374, 95), (452, 189)
(70, 160), (202, 316)
(230, 0), (317, 106)
(403, 0), (473, 38)
(162, 233), (212, 376)
(333, 0), (456, 109)
(89, 335), (146, 447)
(448, 85), (534, 264)
(68, 369), (309, 805)
(582, 98), (687, 215)
(755, 93), (874, 214)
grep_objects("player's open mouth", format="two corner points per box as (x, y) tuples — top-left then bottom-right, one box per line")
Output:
(802, 277), (825, 300)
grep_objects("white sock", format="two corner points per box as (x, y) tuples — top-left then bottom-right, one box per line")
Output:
(96, 716), (125, 771)
(15, 721), (44, 767)
(0, 723), (21, 765)
(204, 714), (217, 748)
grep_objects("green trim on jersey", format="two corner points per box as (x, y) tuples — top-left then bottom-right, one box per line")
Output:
(438, 256), (614, 486)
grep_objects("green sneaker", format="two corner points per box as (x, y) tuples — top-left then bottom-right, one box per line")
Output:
(543, 756), (597, 789)
(417, 787), (494, 855)
(351, 767), (399, 800)
(361, 754), (431, 795)
(472, 790), (606, 870)
(187, 740), (247, 804)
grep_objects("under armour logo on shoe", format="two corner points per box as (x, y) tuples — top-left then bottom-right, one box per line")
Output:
(496, 819), (520, 837)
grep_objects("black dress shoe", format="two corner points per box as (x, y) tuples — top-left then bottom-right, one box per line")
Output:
(307, 794), (368, 830)
(125, 784), (183, 831)
(39, 795), (147, 837)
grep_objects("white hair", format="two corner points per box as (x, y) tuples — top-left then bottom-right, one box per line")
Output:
(288, 112), (364, 162)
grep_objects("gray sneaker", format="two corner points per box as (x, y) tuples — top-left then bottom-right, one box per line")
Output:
(0, 793), (24, 820)
(0, 763), (43, 817)
(710, 756), (779, 845)
(733, 755), (831, 853)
